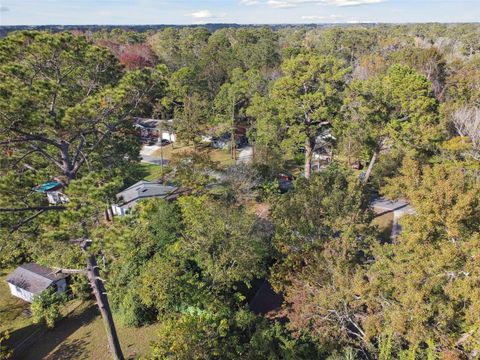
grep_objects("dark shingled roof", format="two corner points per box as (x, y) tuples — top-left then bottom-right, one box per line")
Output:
(5, 263), (68, 295)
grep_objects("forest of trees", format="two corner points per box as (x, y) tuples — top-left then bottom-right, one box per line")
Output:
(1, 23), (480, 359)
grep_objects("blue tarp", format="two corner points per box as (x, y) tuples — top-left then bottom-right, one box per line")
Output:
(34, 181), (62, 193)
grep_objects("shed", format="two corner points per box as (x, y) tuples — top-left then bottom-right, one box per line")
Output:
(6, 263), (69, 303)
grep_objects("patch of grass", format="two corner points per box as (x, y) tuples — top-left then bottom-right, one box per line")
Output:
(21, 301), (160, 360)
(209, 149), (235, 166)
(150, 144), (235, 167)
(372, 211), (394, 243)
(0, 268), (36, 345)
(138, 143), (236, 183)
(137, 163), (165, 181)
(1, 269), (159, 359)
(150, 143), (193, 160)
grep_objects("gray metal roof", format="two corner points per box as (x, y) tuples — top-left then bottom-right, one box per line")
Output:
(6, 263), (68, 295)
(116, 181), (179, 210)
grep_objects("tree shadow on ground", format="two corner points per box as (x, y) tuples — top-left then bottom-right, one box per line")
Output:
(13, 304), (98, 360)
(44, 337), (90, 360)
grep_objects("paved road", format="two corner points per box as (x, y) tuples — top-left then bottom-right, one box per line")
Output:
(140, 145), (169, 165)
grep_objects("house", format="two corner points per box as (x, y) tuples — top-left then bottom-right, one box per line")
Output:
(112, 180), (182, 216)
(6, 263), (69, 303)
(134, 118), (177, 143)
(34, 181), (69, 205)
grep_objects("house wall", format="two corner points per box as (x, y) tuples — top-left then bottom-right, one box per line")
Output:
(8, 283), (35, 303)
(161, 131), (176, 142)
(8, 279), (68, 303)
(111, 204), (127, 217)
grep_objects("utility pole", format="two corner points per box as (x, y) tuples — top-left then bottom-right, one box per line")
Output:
(159, 120), (164, 178)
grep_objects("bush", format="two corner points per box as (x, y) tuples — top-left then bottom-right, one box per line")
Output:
(31, 288), (67, 329)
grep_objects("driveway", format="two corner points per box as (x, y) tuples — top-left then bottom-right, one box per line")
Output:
(140, 145), (169, 165)
(237, 146), (253, 164)
(372, 198), (415, 239)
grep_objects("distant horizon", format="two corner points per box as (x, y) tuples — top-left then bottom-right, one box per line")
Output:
(1, 1), (478, 26)
(1, 21), (478, 27)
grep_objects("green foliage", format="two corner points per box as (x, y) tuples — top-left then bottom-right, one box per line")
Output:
(2, 24), (480, 360)
(270, 165), (377, 350)
(0, 31), (168, 264)
(179, 195), (270, 288)
(31, 287), (67, 329)
(151, 310), (322, 360)
(150, 311), (238, 359)
(339, 64), (440, 161)
(168, 149), (218, 191)
(252, 53), (350, 177)
(367, 158), (480, 356)
(0, 331), (11, 360)
(106, 199), (183, 326)
(69, 275), (91, 301)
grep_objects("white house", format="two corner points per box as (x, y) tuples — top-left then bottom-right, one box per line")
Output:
(112, 180), (182, 216)
(6, 263), (69, 303)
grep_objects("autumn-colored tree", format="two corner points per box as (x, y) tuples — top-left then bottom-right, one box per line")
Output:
(364, 157), (480, 358)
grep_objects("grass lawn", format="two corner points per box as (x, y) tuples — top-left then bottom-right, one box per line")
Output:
(0, 268), (38, 347)
(138, 163), (166, 181)
(372, 211), (394, 243)
(151, 143), (235, 166)
(140, 143), (236, 182)
(1, 269), (159, 359)
(17, 300), (160, 360)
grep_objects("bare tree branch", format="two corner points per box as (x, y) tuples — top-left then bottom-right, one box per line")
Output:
(0, 205), (66, 213)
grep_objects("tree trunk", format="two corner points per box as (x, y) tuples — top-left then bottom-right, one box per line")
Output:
(86, 254), (124, 360)
(304, 137), (314, 179)
(60, 141), (75, 181)
(231, 130), (236, 160)
(363, 151), (378, 184)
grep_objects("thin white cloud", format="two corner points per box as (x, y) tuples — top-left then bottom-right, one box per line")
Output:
(240, 0), (260, 5)
(0, 5), (9, 12)
(241, 0), (385, 8)
(329, 0), (384, 6)
(190, 10), (215, 19)
(267, 0), (296, 8)
(302, 14), (344, 19)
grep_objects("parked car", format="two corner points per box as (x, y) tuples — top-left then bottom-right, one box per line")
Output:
(160, 139), (171, 146)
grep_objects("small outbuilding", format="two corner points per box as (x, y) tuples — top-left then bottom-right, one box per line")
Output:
(5, 263), (69, 303)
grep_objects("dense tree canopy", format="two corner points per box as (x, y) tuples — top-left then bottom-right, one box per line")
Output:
(1, 23), (480, 359)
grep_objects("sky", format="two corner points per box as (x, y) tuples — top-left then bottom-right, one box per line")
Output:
(0, 0), (479, 26)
